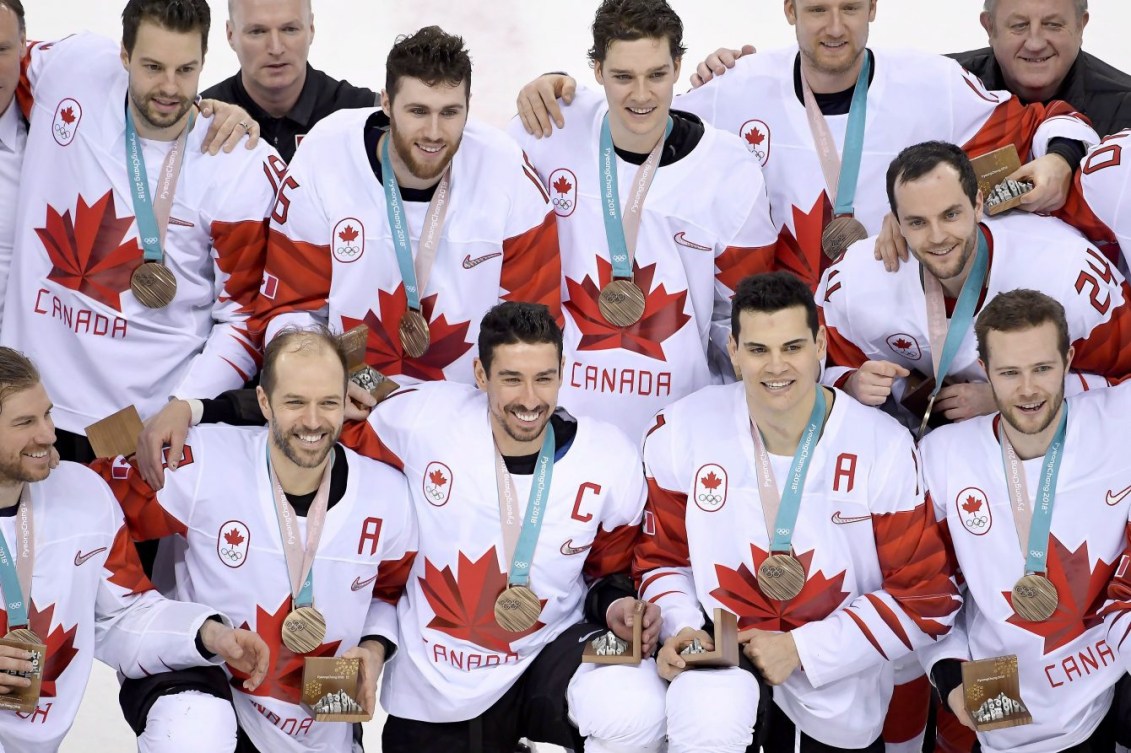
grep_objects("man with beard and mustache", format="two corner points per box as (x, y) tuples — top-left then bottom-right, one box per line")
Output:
(817, 140), (1131, 432)
(919, 289), (1131, 753)
(94, 327), (417, 752)
(339, 301), (667, 753)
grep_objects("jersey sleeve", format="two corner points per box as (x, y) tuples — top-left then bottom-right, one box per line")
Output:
(499, 155), (562, 324)
(1060, 244), (1131, 382)
(90, 448), (198, 542)
(634, 412), (706, 642)
(338, 387), (427, 471)
(362, 467), (419, 645)
(582, 431), (646, 581)
(1058, 132), (1131, 266)
(791, 438), (962, 688)
(816, 262), (868, 388)
(1102, 519), (1131, 669)
(16, 34), (103, 119)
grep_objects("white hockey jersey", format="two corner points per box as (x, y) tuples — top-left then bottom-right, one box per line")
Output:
(817, 214), (1131, 417)
(1059, 129), (1131, 273)
(0, 462), (220, 753)
(920, 387), (1131, 753)
(95, 427), (418, 753)
(0, 34), (278, 433)
(258, 108), (561, 386)
(508, 88), (778, 439)
(676, 45), (1098, 291)
(635, 383), (960, 748)
(339, 382), (646, 722)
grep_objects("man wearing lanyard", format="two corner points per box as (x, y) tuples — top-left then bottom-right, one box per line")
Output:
(0, 0), (280, 463)
(817, 141), (1131, 431)
(94, 328), (417, 752)
(0, 346), (271, 753)
(340, 301), (666, 752)
(514, 0), (1097, 293)
(506, 0), (778, 440)
(634, 271), (961, 752)
(919, 289), (1129, 752)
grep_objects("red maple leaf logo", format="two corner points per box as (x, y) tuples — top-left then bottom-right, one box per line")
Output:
(1004, 538), (1115, 654)
(338, 225), (359, 243)
(701, 471), (722, 490)
(711, 545), (850, 632)
(420, 548), (545, 654)
(0, 601), (80, 698)
(224, 528), (245, 547)
(962, 496), (982, 515)
(745, 128), (765, 147)
(340, 285), (472, 382)
(37, 191), (144, 311)
(775, 193), (834, 292)
(60, 107), (75, 125)
(429, 469), (447, 487)
(553, 175), (572, 195)
(564, 258), (691, 360)
(893, 337), (912, 350)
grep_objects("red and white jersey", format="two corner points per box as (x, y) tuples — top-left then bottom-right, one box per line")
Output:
(635, 383), (960, 748)
(677, 45), (1098, 291)
(0, 463), (218, 753)
(920, 388), (1131, 753)
(1058, 129), (1131, 272)
(339, 382), (645, 722)
(94, 427), (418, 753)
(508, 89), (778, 439)
(818, 214), (1131, 417)
(258, 108), (561, 386)
(0, 34), (278, 433)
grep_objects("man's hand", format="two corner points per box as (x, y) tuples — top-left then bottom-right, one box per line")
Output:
(656, 627), (711, 681)
(934, 382), (997, 422)
(845, 360), (911, 406)
(739, 628), (800, 685)
(606, 597), (661, 656)
(516, 74), (576, 138)
(1010, 154), (1072, 213)
(199, 621), (270, 692)
(0, 644), (36, 693)
(197, 100), (260, 155)
(343, 640), (386, 717)
(947, 684), (977, 731)
(346, 381), (377, 423)
(137, 399), (193, 490)
(873, 212), (909, 272)
(690, 45), (756, 88)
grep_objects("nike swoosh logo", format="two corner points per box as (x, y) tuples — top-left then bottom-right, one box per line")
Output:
(673, 231), (711, 251)
(169, 217), (195, 228)
(560, 539), (592, 556)
(462, 252), (502, 269)
(831, 512), (871, 525)
(578, 628), (606, 644)
(351, 574), (379, 592)
(74, 547), (107, 566)
(1107, 485), (1131, 506)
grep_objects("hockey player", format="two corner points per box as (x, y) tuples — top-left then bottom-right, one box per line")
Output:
(507, 0), (778, 438)
(635, 271), (961, 752)
(340, 301), (667, 752)
(920, 289), (1128, 753)
(1056, 128), (1131, 273)
(0, 346), (270, 753)
(95, 327), (417, 752)
(0, 0), (280, 462)
(818, 141), (1131, 429)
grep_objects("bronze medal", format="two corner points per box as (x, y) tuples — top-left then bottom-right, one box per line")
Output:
(1011, 574), (1058, 623)
(820, 215), (868, 260)
(494, 585), (542, 633)
(130, 262), (177, 308)
(398, 309), (431, 359)
(281, 606), (327, 654)
(3, 628), (40, 646)
(758, 553), (806, 601)
(598, 278), (646, 327)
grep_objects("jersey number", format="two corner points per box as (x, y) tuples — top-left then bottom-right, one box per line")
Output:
(1075, 248), (1113, 315)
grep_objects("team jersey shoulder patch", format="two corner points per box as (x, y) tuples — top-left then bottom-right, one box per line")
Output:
(886, 333), (923, 361)
(333, 218), (364, 263)
(548, 168), (577, 218)
(217, 520), (250, 568)
(739, 119), (770, 166)
(956, 486), (991, 536)
(423, 461), (453, 506)
(52, 98), (82, 146)
(693, 463), (728, 513)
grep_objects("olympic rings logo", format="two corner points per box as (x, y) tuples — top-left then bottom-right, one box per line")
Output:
(220, 546), (243, 562)
(336, 245), (361, 257)
(697, 492), (722, 505)
(1015, 585), (1038, 598)
(762, 566), (785, 578)
(426, 485), (446, 502)
(552, 197), (573, 211)
(966, 514), (988, 528)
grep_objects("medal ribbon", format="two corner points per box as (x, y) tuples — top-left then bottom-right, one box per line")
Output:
(999, 404), (1068, 575)
(800, 52), (871, 217)
(749, 388), (827, 554)
(124, 102), (194, 264)
(380, 133), (453, 312)
(266, 446), (333, 608)
(0, 487), (34, 629)
(598, 114), (672, 280)
(493, 423), (556, 588)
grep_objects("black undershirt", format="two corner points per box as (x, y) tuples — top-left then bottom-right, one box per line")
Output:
(612, 109), (705, 167)
(282, 444), (349, 517)
(363, 112), (440, 203)
(500, 410), (578, 474)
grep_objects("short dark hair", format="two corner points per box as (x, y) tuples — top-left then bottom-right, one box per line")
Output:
(478, 302), (563, 376)
(975, 289), (1070, 366)
(589, 0), (687, 65)
(261, 326), (349, 400)
(122, 0), (210, 57)
(0, 347), (39, 414)
(0, 0), (25, 33)
(385, 26), (472, 103)
(731, 272), (818, 340)
(886, 141), (979, 218)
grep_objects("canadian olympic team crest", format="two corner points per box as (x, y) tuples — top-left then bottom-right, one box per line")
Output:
(548, 168), (577, 218)
(423, 461), (453, 507)
(886, 333), (922, 361)
(739, 119), (770, 167)
(956, 487), (991, 536)
(332, 218), (364, 263)
(217, 520), (250, 568)
(52, 98), (82, 147)
(693, 464), (728, 513)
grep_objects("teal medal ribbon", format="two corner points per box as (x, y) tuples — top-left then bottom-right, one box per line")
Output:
(0, 488), (34, 637)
